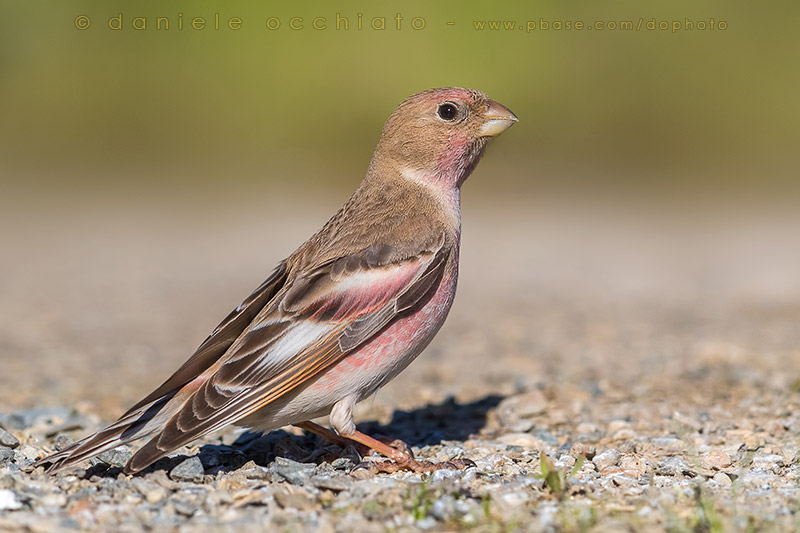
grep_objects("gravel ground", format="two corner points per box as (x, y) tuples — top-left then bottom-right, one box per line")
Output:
(1, 195), (799, 532)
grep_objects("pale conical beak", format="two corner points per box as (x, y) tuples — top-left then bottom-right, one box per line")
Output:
(479, 100), (519, 137)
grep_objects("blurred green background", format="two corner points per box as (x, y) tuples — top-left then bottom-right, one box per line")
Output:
(1, 0), (797, 204)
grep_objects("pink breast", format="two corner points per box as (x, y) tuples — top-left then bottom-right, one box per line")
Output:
(309, 259), (459, 397)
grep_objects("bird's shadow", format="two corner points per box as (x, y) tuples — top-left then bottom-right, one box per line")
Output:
(85, 394), (504, 478)
(359, 394), (505, 446)
(221, 394), (504, 470)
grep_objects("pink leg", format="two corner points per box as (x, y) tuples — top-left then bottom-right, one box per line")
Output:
(294, 421), (351, 448)
(294, 421), (474, 474)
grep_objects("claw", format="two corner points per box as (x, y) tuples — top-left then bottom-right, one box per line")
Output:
(449, 458), (477, 469)
(354, 460), (404, 474)
(355, 459), (433, 474)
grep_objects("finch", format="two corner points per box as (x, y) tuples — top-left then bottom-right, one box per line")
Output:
(35, 87), (518, 474)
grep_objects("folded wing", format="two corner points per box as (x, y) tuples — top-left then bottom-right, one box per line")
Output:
(38, 234), (449, 473)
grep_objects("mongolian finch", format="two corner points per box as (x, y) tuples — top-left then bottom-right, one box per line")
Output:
(35, 87), (518, 474)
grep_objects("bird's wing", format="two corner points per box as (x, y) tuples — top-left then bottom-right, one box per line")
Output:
(34, 261), (290, 472)
(124, 234), (449, 472)
(124, 261), (290, 415)
(38, 233), (450, 473)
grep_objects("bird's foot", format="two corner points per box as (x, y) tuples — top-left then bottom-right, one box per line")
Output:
(293, 421), (475, 474)
(370, 436), (414, 458)
(295, 421), (414, 460)
(346, 431), (476, 474)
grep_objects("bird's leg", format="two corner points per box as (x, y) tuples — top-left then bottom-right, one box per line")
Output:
(342, 430), (413, 463)
(341, 429), (476, 474)
(294, 421), (407, 461)
(293, 421), (352, 448)
(294, 421), (472, 473)
(371, 436), (414, 457)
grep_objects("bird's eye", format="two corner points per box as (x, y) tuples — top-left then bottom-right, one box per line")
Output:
(437, 102), (459, 121)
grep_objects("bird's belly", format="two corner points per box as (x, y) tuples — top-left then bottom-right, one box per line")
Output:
(241, 260), (459, 431)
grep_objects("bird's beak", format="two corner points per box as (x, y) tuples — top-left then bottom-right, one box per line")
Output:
(479, 100), (519, 137)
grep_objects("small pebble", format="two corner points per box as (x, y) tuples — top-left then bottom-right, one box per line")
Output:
(496, 433), (546, 448)
(431, 497), (454, 520)
(98, 448), (133, 468)
(612, 428), (637, 441)
(173, 499), (199, 517)
(349, 468), (375, 480)
(416, 517), (438, 530)
(751, 454), (784, 471)
(270, 457), (316, 485)
(169, 456), (205, 482)
(274, 488), (313, 510)
(239, 463), (271, 480)
(555, 454), (576, 470)
(310, 475), (353, 491)
(651, 437), (687, 454)
(656, 457), (693, 477)
(607, 420), (632, 434)
(672, 411), (702, 431)
(431, 468), (461, 483)
(145, 487), (168, 504)
(713, 472), (733, 487)
(438, 446), (467, 461)
(576, 422), (599, 434)
(0, 447), (15, 464)
(13, 446), (40, 467)
(0, 428), (20, 449)
(0, 489), (22, 511)
(330, 457), (355, 471)
(593, 449), (621, 471)
(53, 436), (73, 452)
(702, 451), (732, 471)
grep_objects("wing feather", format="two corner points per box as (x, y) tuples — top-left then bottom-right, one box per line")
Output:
(125, 236), (450, 472)
(123, 261), (289, 415)
(37, 234), (451, 474)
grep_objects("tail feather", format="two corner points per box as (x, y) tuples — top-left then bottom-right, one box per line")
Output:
(32, 396), (173, 473)
(32, 261), (291, 474)
(124, 434), (173, 474)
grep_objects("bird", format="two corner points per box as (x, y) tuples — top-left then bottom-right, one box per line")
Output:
(33, 87), (518, 475)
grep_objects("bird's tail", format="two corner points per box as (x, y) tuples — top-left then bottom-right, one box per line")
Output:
(32, 396), (174, 473)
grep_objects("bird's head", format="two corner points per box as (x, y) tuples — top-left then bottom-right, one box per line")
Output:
(370, 87), (518, 189)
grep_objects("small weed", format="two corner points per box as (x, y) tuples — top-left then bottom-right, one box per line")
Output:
(536, 453), (585, 500)
(665, 484), (724, 533)
(575, 505), (598, 532)
(557, 503), (598, 533)
(691, 484), (723, 533)
(410, 480), (436, 521)
(359, 499), (381, 520)
(482, 492), (492, 523)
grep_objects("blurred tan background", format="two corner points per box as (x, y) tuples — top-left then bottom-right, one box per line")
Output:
(1, 1), (799, 416)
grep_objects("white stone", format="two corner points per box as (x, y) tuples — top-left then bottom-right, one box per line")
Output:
(0, 489), (22, 511)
